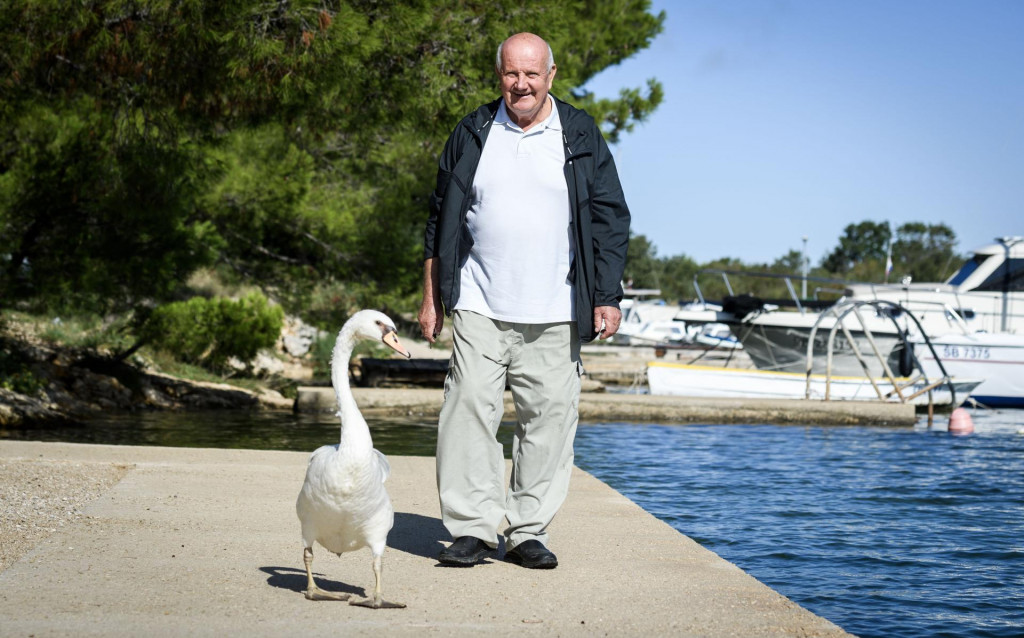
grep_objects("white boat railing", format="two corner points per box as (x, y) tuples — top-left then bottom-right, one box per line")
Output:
(692, 268), (851, 314)
(806, 299), (957, 414)
(692, 269), (987, 330)
(690, 268), (975, 415)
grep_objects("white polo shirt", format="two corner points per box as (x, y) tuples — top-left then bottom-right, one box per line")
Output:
(454, 97), (575, 324)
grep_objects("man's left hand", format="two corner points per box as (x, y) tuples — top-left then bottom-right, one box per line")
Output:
(593, 305), (622, 340)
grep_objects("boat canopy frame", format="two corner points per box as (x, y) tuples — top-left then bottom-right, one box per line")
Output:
(807, 299), (956, 412)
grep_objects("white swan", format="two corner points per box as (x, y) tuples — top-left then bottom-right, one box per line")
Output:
(296, 309), (410, 609)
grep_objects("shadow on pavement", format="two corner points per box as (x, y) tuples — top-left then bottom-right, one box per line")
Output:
(389, 512), (448, 559)
(259, 566), (364, 598)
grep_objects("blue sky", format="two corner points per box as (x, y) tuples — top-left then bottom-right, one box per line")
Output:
(583, 0), (1023, 265)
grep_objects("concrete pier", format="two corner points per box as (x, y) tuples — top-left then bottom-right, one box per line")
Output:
(0, 440), (852, 637)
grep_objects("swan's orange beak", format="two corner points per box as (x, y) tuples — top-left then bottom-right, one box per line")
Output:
(382, 328), (411, 359)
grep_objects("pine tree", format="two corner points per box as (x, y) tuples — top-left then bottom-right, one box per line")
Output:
(1, 1), (664, 319)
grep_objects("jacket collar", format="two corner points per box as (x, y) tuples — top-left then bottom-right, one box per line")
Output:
(461, 96), (595, 158)
(553, 96), (594, 160)
(460, 100), (501, 140)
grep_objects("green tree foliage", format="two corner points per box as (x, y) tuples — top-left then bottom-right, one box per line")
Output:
(622, 220), (962, 307)
(821, 220), (892, 277)
(817, 220), (962, 284)
(772, 249), (805, 274)
(623, 233), (660, 289)
(1, 0), (665, 323)
(657, 254), (700, 302)
(0, 100), (219, 311)
(891, 222), (959, 283)
(0, 338), (45, 395)
(138, 292), (284, 371)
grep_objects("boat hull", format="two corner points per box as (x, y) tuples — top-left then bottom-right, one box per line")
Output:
(915, 332), (1024, 408)
(731, 319), (904, 376)
(647, 362), (980, 406)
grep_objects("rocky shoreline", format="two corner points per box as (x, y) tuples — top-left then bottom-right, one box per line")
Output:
(0, 338), (291, 429)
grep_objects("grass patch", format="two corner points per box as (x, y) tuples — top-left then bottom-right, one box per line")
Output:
(143, 348), (265, 391)
(3, 309), (136, 353)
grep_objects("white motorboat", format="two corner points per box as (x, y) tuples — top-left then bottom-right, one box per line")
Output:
(693, 323), (742, 350)
(616, 299), (684, 345)
(844, 236), (1024, 336)
(647, 362), (981, 407)
(674, 237), (1024, 406)
(914, 331), (1024, 408)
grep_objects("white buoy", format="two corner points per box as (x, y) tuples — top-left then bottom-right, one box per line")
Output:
(948, 407), (975, 435)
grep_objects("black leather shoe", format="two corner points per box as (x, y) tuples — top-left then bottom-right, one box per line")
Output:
(505, 540), (558, 569)
(438, 536), (492, 566)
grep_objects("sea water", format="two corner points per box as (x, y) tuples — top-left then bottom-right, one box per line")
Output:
(572, 411), (1024, 638)
(5, 409), (1023, 637)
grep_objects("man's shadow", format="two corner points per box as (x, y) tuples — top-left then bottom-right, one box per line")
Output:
(391, 512), (505, 564)
(388, 512), (449, 559)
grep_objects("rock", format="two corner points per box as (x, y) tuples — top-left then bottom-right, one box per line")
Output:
(278, 315), (317, 356)
(225, 357), (248, 372)
(257, 388), (293, 409)
(0, 329), (301, 426)
(280, 316), (321, 357)
(0, 388), (80, 427)
(250, 350), (285, 377)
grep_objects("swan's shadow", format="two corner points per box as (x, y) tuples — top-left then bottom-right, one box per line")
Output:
(259, 566), (364, 597)
(264, 512), (496, 590)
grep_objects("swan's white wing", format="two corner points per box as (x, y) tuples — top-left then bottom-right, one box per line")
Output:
(372, 449), (391, 483)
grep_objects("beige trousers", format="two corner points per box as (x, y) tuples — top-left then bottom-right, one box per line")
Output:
(436, 310), (581, 551)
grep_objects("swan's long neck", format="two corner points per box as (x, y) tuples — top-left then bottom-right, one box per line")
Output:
(330, 324), (373, 453)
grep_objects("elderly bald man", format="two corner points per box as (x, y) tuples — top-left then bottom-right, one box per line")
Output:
(420, 32), (631, 569)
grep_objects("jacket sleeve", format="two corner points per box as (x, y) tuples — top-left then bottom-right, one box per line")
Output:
(588, 125), (630, 308)
(424, 125), (461, 261)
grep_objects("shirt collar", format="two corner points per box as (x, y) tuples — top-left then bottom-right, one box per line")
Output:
(496, 95), (562, 133)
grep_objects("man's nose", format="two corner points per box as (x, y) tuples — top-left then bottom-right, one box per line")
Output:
(513, 73), (528, 89)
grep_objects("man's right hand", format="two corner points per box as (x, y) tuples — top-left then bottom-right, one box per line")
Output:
(419, 257), (443, 344)
(418, 298), (444, 344)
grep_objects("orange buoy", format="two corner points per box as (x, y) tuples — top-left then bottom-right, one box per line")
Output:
(948, 407), (975, 435)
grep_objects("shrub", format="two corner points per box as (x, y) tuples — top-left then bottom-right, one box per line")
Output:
(139, 293), (284, 372)
(0, 341), (45, 396)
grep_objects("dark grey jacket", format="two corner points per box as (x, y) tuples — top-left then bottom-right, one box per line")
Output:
(424, 97), (630, 343)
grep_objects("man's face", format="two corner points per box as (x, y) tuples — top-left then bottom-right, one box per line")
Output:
(498, 39), (556, 126)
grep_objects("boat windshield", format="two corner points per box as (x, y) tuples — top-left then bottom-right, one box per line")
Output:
(974, 258), (1024, 292)
(946, 254), (987, 286)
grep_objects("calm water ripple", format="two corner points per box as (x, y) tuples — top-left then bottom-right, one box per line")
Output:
(4, 408), (1023, 637)
(572, 413), (1024, 638)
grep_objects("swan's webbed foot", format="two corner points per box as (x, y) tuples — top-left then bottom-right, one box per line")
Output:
(302, 546), (351, 601)
(350, 595), (405, 609)
(304, 586), (352, 601)
(349, 553), (405, 609)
